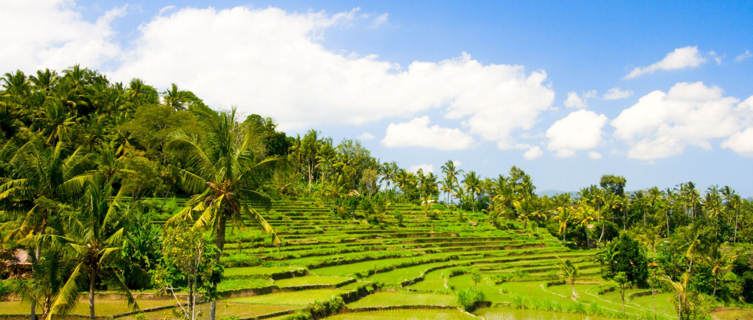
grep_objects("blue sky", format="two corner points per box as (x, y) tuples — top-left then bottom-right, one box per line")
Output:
(3, 1), (753, 194)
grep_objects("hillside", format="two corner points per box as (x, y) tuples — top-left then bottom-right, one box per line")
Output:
(1, 198), (680, 320)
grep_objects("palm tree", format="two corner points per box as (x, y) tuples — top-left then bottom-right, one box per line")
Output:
(0, 136), (90, 320)
(441, 160), (461, 203)
(706, 245), (736, 297)
(48, 176), (137, 320)
(462, 171), (482, 212)
(721, 186), (740, 243)
(166, 109), (279, 320)
(552, 205), (574, 243)
(559, 259), (579, 300)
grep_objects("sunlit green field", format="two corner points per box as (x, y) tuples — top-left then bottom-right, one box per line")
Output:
(2, 199), (736, 320)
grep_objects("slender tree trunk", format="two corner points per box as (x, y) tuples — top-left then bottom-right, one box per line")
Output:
(89, 269), (96, 320)
(30, 246), (40, 320)
(712, 274), (718, 297)
(666, 212), (671, 236)
(210, 216), (227, 320)
(734, 207), (739, 243)
(598, 221), (606, 245)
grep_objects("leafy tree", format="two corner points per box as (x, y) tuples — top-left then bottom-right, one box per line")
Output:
(153, 218), (221, 320)
(49, 176), (137, 320)
(166, 109), (279, 320)
(559, 259), (579, 300)
(614, 272), (630, 315)
(603, 233), (649, 287)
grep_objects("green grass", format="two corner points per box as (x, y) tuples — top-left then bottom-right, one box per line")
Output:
(347, 291), (456, 308)
(224, 265), (303, 278)
(274, 275), (352, 287)
(228, 288), (347, 305)
(324, 309), (476, 319)
(218, 277), (274, 292)
(0, 299), (175, 316)
(121, 302), (298, 320)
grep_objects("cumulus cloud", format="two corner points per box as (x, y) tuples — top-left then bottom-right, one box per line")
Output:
(546, 110), (608, 158)
(564, 90), (596, 108)
(0, 0), (125, 73)
(612, 82), (753, 159)
(2, 3), (555, 151)
(588, 151), (603, 160)
(603, 87), (633, 100)
(625, 46), (706, 79)
(722, 97), (753, 156)
(409, 164), (434, 174)
(382, 116), (474, 150)
(358, 132), (375, 141)
(736, 50), (752, 62)
(523, 146), (543, 160)
(107, 6), (554, 144)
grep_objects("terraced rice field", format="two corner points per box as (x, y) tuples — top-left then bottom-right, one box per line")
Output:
(0, 199), (684, 319)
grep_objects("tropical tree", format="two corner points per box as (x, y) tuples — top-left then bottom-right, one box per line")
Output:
(166, 109), (279, 320)
(559, 259), (579, 300)
(0, 136), (90, 320)
(440, 160), (461, 203)
(48, 176), (137, 320)
(462, 171), (482, 212)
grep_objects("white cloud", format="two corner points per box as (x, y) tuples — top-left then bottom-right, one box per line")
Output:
(736, 50), (752, 62)
(0, 0), (125, 73)
(382, 116), (474, 150)
(588, 151), (603, 160)
(371, 13), (389, 27)
(625, 46), (706, 79)
(722, 96), (753, 156)
(708, 51), (722, 65)
(564, 92), (586, 108)
(722, 128), (753, 156)
(453, 160), (462, 167)
(564, 90), (596, 108)
(2, 4), (554, 150)
(523, 146), (543, 160)
(612, 82), (750, 159)
(546, 110), (608, 158)
(409, 164), (434, 174)
(358, 132), (375, 141)
(108, 6), (554, 145)
(603, 87), (634, 100)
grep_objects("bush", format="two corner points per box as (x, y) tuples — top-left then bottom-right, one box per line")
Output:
(0, 279), (14, 301)
(456, 287), (485, 311)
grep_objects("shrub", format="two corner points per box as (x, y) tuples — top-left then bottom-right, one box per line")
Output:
(0, 279), (13, 301)
(456, 287), (485, 311)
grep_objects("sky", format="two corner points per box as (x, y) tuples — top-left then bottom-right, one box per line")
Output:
(2, 0), (753, 195)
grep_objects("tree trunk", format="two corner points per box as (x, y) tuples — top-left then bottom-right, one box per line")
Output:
(712, 274), (718, 297)
(89, 270), (96, 320)
(734, 207), (739, 243)
(666, 212), (671, 237)
(210, 216), (227, 320)
(30, 246), (40, 320)
(598, 221), (606, 245)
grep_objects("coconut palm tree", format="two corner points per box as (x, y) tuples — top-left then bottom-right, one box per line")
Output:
(48, 176), (137, 320)
(166, 108), (280, 320)
(440, 160), (461, 203)
(462, 171), (482, 212)
(0, 135), (91, 320)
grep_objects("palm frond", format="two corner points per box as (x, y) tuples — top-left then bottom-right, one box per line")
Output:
(47, 263), (85, 320)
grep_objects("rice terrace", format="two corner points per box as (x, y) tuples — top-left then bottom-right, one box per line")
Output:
(2, 1), (753, 320)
